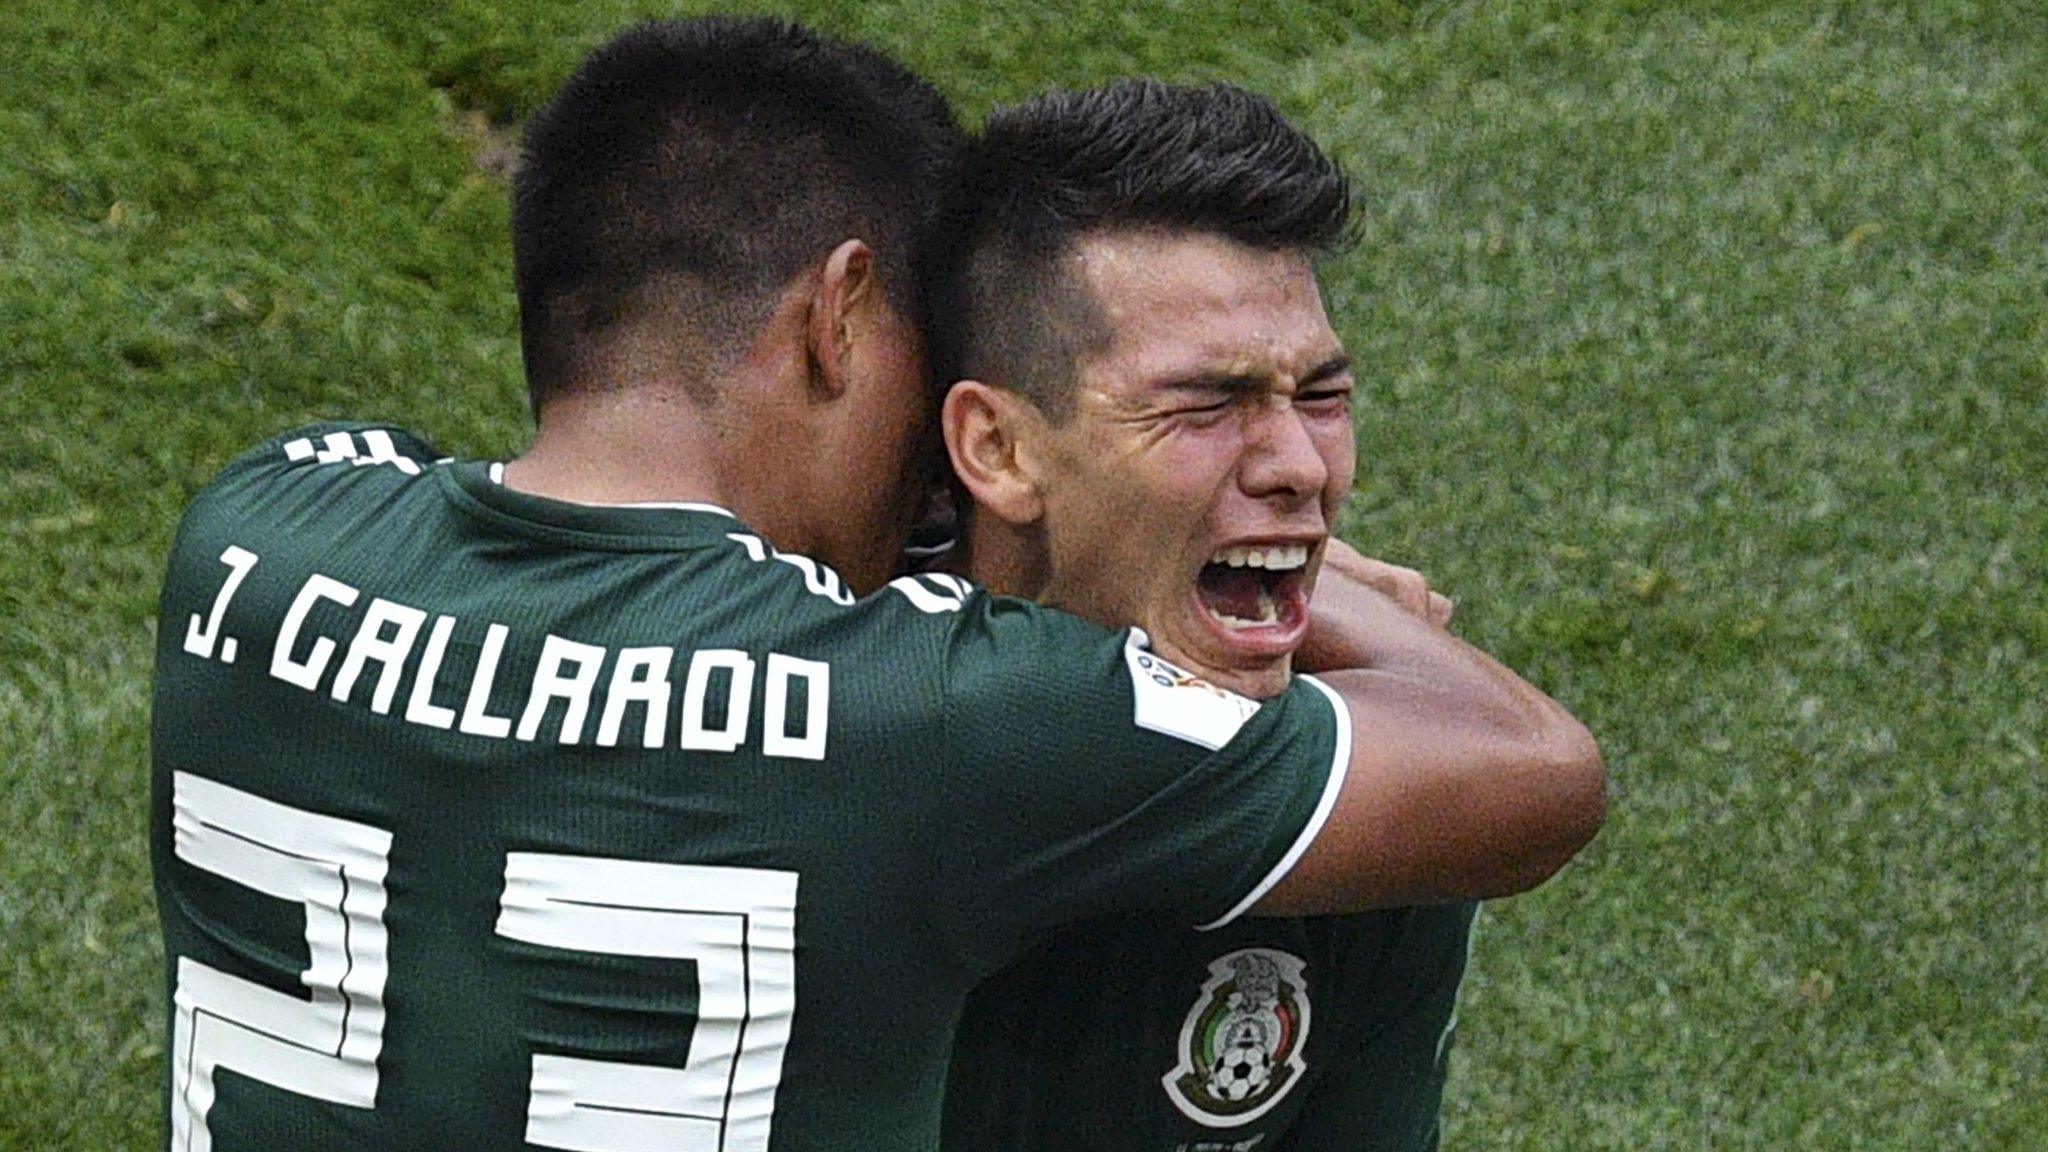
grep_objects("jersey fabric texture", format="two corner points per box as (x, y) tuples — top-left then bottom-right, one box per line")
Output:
(150, 422), (1348, 1152)
(942, 903), (1478, 1152)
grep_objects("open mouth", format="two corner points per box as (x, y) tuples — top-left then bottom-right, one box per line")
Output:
(1195, 543), (1312, 632)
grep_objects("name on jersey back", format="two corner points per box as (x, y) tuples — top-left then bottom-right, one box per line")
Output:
(177, 545), (831, 758)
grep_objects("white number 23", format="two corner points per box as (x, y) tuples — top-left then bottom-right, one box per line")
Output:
(169, 771), (798, 1152)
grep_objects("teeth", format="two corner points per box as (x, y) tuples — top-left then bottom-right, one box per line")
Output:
(1208, 543), (1309, 571)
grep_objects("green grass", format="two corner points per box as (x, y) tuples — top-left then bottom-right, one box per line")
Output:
(1304, 6), (2046, 1147)
(4, 1), (2042, 1147)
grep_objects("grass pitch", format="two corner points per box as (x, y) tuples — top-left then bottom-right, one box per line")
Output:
(3, 1), (2042, 1147)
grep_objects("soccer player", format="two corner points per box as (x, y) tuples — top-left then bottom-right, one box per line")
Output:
(150, 21), (1602, 1152)
(937, 82), (1548, 1150)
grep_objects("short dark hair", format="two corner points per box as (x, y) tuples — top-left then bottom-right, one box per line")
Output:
(942, 80), (1352, 417)
(512, 17), (964, 408)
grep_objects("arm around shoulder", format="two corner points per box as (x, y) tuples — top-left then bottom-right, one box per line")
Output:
(1251, 556), (1606, 916)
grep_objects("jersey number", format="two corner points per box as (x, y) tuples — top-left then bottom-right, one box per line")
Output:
(169, 771), (798, 1152)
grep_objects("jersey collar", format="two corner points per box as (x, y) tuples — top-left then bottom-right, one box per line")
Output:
(441, 460), (747, 552)
(480, 460), (739, 518)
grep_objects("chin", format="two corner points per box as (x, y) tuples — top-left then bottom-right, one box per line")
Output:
(1209, 661), (1291, 701)
(1147, 627), (1293, 701)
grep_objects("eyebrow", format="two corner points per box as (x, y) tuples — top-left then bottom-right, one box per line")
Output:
(1299, 352), (1353, 388)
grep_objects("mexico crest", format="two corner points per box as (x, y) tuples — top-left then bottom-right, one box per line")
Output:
(1162, 948), (1311, 1127)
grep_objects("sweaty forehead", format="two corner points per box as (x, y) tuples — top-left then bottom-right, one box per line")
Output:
(1073, 230), (1338, 385)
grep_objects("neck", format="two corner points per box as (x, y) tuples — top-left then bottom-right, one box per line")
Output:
(505, 385), (733, 507)
(959, 514), (1049, 599)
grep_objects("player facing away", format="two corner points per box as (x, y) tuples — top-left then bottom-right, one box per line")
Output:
(150, 20), (1604, 1152)
(937, 83), (1572, 1150)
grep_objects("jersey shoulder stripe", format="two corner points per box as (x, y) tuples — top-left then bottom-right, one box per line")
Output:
(202, 422), (444, 492)
(186, 423), (444, 531)
(279, 427), (426, 475)
(888, 574), (969, 615)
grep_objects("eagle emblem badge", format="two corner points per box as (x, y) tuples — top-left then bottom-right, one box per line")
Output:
(1162, 948), (1311, 1127)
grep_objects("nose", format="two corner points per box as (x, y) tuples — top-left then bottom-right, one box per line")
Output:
(1239, 400), (1329, 506)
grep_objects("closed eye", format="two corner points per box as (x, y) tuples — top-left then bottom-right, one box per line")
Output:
(1158, 389), (1240, 423)
(1297, 356), (1354, 408)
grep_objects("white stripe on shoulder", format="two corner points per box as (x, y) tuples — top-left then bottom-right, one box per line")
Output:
(720, 532), (853, 605)
(279, 430), (422, 475)
(309, 431), (355, 463)
(356, 429), (422, 475)
(888, 575), (964, 614)
(1196, 673), (1352, 932)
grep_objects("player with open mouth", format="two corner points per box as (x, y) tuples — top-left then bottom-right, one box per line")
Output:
(1198, 539), (1316, 635)
(939, 80), (1581, 1150)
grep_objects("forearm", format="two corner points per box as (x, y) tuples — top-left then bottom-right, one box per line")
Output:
(1301, 578), (1586, 763)
(1296, 664), (1605, 905)
(1259, 568), (1606, 911)
(1296, 571), (1459, 674)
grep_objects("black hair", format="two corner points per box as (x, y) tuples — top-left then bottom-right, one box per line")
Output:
(512, 17), (964, 408)
(941, 80), (1352, 417)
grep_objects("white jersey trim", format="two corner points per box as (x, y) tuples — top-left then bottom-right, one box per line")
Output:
(888, 574), (966, 614)
(1196, 673), (1352, 932)
(485, 465), (737, 518)
(611, 501), (736, 516)
(1437, 904), (1481, 1063)
(281, 429), (423, 475)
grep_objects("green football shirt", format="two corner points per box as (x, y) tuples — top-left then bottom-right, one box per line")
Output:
(941, 904), (1477, 1152)
(150, 423), (1352, 1152)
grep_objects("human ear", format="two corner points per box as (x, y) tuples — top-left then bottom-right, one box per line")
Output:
(942, 380), (1046, 526)
(805, 238), (876, 400)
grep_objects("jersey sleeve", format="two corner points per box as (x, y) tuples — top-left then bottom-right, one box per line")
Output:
(162, 421), (441, 619)
(927, 591), (1350, 975)
(172, 420), (434, 536)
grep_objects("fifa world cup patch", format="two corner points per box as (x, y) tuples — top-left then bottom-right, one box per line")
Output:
(1124, 630), (1263, 750)
(1162, 948), (1311, 1128)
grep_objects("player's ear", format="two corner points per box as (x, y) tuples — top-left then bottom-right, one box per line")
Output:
(804, 238), (876, 401)
(943, 380), (1045, 526)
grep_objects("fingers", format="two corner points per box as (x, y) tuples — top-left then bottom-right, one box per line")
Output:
(1319, 541), (1452, 625)
(1382, 566), (1433, 619)
(1428, 591), (1455, 627)
(1318, 539), (1371, 576)
(1355, 557), (1432, 619)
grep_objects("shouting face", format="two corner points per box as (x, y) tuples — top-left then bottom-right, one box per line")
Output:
(1027, 230), (1356, 698)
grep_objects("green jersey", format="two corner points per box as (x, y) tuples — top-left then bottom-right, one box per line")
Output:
(943, 903), (1476, 1152)
(150, 423), (1352, 1152)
